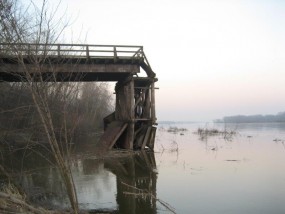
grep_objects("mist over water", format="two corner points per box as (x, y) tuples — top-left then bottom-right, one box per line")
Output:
(4, 122), (285, 213)
(155, 122), (285, 213)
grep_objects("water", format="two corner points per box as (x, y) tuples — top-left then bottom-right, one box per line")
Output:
(2, 123), (285, 213)
(155, 122), (285, 214)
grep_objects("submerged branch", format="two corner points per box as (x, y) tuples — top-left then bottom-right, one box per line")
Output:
(121, 181), (176, 214)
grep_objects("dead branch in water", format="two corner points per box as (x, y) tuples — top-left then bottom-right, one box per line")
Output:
(121, 181), (176, 214)
(0, 0), (79, 212)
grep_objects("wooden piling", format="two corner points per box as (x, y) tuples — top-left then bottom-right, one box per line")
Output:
(151, 82), (156, 123)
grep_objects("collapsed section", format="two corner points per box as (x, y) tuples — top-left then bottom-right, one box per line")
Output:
(100, 77), (157, 150)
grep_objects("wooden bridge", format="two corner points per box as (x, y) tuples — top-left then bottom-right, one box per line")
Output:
(0, 43), (157, 150)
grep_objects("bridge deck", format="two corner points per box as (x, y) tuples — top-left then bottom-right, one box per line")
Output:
(0, 43), (155, 82)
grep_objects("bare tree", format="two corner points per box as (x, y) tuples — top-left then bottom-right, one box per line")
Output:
(1, 0), (116, 212)
(0, 0), (80, 212)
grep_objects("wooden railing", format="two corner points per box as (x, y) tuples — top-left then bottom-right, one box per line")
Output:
(0, 43), (152, 71)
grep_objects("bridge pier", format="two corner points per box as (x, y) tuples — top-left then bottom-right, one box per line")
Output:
(114, 78), (135, 149)
(102, 76), (157, 150)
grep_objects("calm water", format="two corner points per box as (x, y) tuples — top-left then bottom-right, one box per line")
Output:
(155, 123), (285, 214)
(5, 123), (285, 213)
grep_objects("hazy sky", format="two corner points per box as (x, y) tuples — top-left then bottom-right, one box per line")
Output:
(30, 0), (285, 121)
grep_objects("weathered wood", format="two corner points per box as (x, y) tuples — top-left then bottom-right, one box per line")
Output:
(127, 80), (135, 149)
(113, 47), (118, 63)
(133, 125), (147, 149)
(114, 79), (135, 149)
(115, 81), (128, 120)
(135, 132), (145, 149)
(143, 89), (151, 119)
(141, 127), (152, 150)
(0, 63), (140, 82)
(151, 82), (156, 123)
(86, 45), (90, 59)
(103, 112), (116, 130)
(97, 121), (128, 151)
(57, 44), (60, 57)
(147, 127), (157, 150)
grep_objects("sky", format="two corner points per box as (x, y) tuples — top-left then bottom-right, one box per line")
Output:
(28, 0), (285, 121)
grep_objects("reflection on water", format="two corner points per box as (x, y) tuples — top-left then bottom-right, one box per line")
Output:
(2, 123), (285, 213)
(5, 149), (157, 213)
(104, 152), (157, 214)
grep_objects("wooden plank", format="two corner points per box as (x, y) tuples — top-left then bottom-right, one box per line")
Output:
(147, 127), (157, 150)
(97, 121), (128, 151)
(151, 82), (156, 123)
(143, 89), (151, 119)
(127, 80), (135, 149)
(108, 123), (128, 150)
(135, 130), (145, 149)
(141, 127), (151, 150)
(0, 63), (140, 73)
(103, 112), (115, 130)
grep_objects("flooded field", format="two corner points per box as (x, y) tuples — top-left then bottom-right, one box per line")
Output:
(2, 122), (285, 213)
(155, 123), (285, 214)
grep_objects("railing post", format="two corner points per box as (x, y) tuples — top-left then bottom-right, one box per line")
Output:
(28, 44), (31, 56)
(57, 45), (60, 57)
(151, 82), (156, 123)
(86, 45), (90, 59)
(114, 46), (117, 63)
(140, 46), (143, 58)
(43, 44), (47, 57)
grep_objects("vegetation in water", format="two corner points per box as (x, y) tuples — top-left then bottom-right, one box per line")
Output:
(195, 127), (237, 141)
(167, 126), (187, 134)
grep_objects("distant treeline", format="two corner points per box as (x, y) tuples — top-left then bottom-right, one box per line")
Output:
(214, 112), (285, 123)
(0, 82), (113, 145)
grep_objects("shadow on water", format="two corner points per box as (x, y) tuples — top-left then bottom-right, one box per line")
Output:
(0, 146), (158, 213)
(104, 151), (157, 214)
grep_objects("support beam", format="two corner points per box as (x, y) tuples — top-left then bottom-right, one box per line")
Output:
(151, 82), (156, 123)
